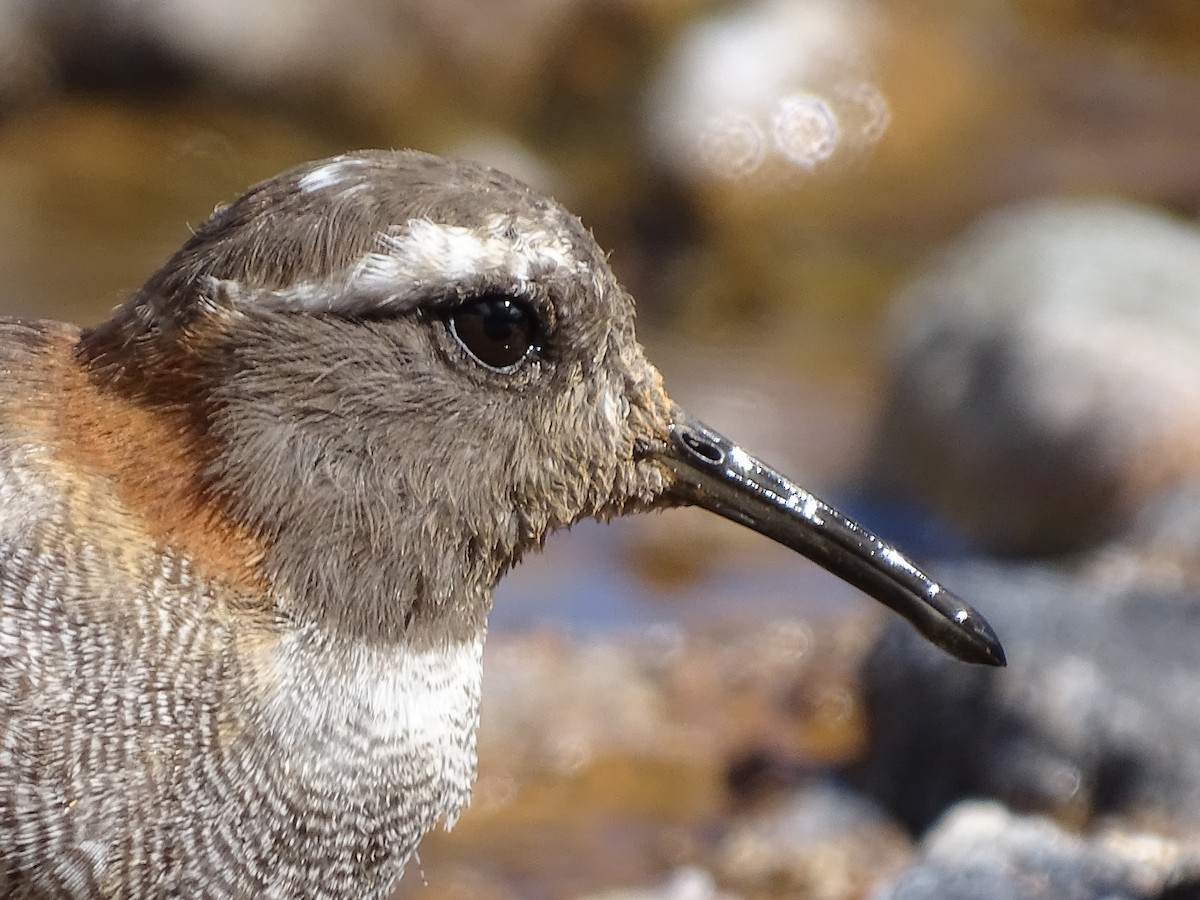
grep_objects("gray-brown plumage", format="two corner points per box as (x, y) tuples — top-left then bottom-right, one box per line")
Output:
(0, 150), (1003, 899)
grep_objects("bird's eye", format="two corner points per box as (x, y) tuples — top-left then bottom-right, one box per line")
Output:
(447, 294), (539, 372)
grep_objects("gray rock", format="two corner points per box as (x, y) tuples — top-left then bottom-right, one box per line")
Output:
(873, 200), (1200, 554)
(874, 801), (1200, 900)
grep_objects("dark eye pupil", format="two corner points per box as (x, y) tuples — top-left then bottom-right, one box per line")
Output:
(448, 295), (537, 371)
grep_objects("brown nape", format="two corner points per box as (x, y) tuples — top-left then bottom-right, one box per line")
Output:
(60, 324), (269, 597)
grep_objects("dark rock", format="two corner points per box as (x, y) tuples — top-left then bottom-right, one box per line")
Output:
(857, 556), (1200, 834)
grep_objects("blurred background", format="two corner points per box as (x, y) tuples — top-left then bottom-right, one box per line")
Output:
(4, 1), (1200, 898)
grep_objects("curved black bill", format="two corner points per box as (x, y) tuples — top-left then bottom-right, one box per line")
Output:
(651, 413), (1005, 667)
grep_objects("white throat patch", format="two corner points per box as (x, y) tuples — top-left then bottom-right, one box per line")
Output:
(258, 627), (484, 822)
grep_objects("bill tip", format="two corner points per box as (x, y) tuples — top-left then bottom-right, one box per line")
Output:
(956, 617), (1007, 667)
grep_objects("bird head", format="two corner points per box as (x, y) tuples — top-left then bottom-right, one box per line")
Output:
(78, 150), (1003, 664)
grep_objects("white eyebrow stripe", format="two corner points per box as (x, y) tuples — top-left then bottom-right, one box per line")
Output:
(380, 219), (508, 282)
(354, 217), (589, 291)
(297, 158), (367, 193)
(228, 215), (592, 314)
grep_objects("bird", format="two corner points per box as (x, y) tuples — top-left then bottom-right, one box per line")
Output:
(0, 149), (1003, 898)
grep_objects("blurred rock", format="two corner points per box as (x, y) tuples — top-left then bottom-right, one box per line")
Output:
(478, 618), (870, 781)
(0, 1), (53, 112)
(857, 556), (1200, 834)
(0, 0), (647, 138)
(22, 0), (395, 95)
(872, 200), (1200, 554)
(874, 801), (1200, 900)
(401, 619), (879, 899)
(1121, 482), (1200, 580)
(717, 781), (911, 899)
(1010, 0), (1200, 63)
(578, 867), (736, 900)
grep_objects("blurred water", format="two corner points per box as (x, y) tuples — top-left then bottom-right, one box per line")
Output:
(493, 491), (972, 635)
(491, 517), (860, 634)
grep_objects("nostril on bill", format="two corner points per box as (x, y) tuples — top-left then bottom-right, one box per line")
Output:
(679, 428), (724, 466)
